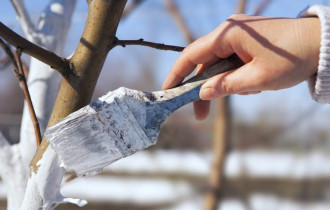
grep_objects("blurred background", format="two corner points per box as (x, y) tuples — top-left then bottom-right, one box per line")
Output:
(1, 0), (330, 209)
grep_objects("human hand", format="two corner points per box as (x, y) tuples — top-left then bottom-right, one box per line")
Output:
(162, 14), (321, 120)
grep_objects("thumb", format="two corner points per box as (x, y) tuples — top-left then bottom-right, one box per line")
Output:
(200, 61), (261, 100)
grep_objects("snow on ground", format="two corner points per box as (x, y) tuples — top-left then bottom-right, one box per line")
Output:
(105, 150), (330, 178)
(61, 176), (330, 210)
(105, 150), (211, 176)
(217, 196), (330, 210)
(2, 149), (330, 209)
(226, 150), (330, 178)
(61, 176), (193, 204)
(248, 194), (330, 210)
(61, 177), (330, 210)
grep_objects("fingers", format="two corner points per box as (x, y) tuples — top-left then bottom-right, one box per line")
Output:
(200, 61), (262, 100)
(196, 57), (221, 75)
(193, 100), (210, 121)
(162, 36), (215, 89)
(162, 27), (234, 90)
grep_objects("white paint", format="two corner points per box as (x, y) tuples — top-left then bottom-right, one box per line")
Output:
(0, 0), (78, 209)
(50, 3), (64, 15)
(11, 0), (37, 43)
(21, 147), (87, 209)
(0, 133), (28, 210)
(46, 88), (154, 176)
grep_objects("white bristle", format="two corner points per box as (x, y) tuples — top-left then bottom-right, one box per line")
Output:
(45, 88), (154, 176)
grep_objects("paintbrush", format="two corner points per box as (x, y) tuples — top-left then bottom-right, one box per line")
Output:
(45, 54), (243, 176)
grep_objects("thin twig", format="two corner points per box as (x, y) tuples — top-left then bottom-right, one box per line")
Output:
(114, 37), (184, 52)
(22, 64), (29, 78)
(0, 38), (29, 77)
(163, 0), (194, 43)
(14, 49), (41, 147)
(0, 38), (17, 69)
(0, 22), (71, 78)
(10, 0), (36, 42)
(236, 0), (247, 13)
(253, 0), (272, 16)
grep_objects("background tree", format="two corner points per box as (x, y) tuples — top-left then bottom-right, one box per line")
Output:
(0, 1), (330, 210)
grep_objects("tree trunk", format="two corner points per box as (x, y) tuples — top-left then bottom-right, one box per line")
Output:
(204, 97), (231, 210)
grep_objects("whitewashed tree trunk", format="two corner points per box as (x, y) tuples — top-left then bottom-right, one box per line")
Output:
(0, 133), (26, 210)
(0, 0), (77, 209)
(19, 0), (76, 169)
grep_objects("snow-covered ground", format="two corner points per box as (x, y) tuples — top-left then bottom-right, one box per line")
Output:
(105, 149), (330, 178)
(2, 150), (330, 209)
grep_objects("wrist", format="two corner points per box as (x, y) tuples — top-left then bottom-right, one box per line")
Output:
(299, 5), (330, 103)
(296, 17), (320, 75)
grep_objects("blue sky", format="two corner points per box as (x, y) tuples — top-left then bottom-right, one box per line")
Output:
(1, 0), (330, 129)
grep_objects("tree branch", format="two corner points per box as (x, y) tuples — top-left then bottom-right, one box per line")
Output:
(114, 37), (184, 52)
(14, 49), (42, 147)
(0, 22), (72, 78)
(236, 0), (247, 14)
(0, 38), (29, 77)
(253, 0), (272, 16)
(163, 0), (194, 43)
(10, 0), (37, 42)
(0, 38), (17, 69)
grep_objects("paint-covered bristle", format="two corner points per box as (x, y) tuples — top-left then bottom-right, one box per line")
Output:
(45, 88), (156, 176)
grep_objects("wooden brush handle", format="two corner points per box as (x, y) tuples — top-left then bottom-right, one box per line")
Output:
(180, 54), (244, 86)
(152, 54), (244, 112)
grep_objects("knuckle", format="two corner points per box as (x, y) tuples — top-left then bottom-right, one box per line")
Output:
(217, 77), (234, 95)
(181, 46), (191, 57)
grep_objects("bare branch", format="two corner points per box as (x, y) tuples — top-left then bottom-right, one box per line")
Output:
(0, 38), (17, 69)
(14, 49), (42, 147)
(114, 37), (184, 52)
(0, 38), (30, 78)
(10, 0), (36, 42)
(163, 0), (194, 43)
(0, 22), (72, 78)
(236, 0), (247, 13)
(253, 0), (272, 16)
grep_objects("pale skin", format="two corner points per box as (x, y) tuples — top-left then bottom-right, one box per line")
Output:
(162, 14), (321, 120)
